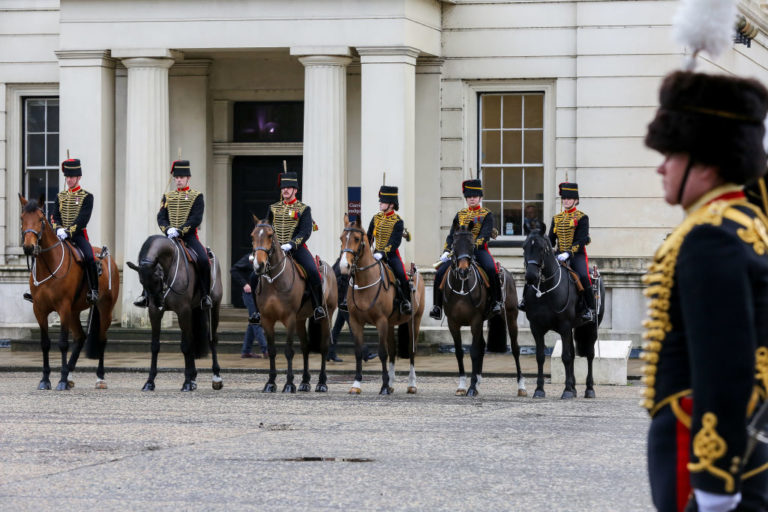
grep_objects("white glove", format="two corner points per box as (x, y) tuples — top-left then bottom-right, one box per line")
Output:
(373, 252), (383, 261)
(56, 228), (67, 240)
(693, 490), (741, 512)
(440, 251), (450, 262)
(557, 252), (570, 262)
(167, 227), (179, 238)
(281, 243), (293, 253)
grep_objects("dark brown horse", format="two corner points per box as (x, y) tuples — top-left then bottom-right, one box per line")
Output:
(251, 217), (337, 393)
(126, 235), (223, 392)
(338, 214), (426, 395)
(19, 194), (120, 390)
(441, 224), (524, 397)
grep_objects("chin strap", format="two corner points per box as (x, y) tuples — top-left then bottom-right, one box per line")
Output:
(677, 157), (696, 205)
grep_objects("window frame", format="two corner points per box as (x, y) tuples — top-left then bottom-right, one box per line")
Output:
(463, 81), (555, 247)
(23, 97), (60, 217)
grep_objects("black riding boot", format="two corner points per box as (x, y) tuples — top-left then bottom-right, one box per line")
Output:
(398, 279), (412, 315)
(309, 284), (327, 320)
(430, 283), (442, 320)
(580, 287), (596, 324)
(518, 285), (527, 312)
(85, 261), (100, 305)
(489, 275), (503, 317)
(134, 290), (148, 308)
(199, 269), (212, 310)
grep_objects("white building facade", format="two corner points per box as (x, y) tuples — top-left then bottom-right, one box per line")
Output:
(3, 0), (768, 342)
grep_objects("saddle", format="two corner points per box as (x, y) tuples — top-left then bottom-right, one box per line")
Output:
(560, 261), (584, 293)
(64, 240), (104, 275)
(290, 255), (323, 282)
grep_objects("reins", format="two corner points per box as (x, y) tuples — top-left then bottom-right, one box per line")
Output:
(23, 211), (70, 286)
(252, 223), (296, 294)
(525, 240), (571, 314)
(342, 225), (387, 313)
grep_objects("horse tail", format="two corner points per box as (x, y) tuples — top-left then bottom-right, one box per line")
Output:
(574, 323), (597, 358)
(84, 307), (103, 360)
(307, 317), (323, 353)
(486, 315), (508, 353)
(190, 308), (210, 359)
(397, 323), (410, 358)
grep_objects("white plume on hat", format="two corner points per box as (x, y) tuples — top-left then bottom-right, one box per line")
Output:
(672, 0), (737, 69)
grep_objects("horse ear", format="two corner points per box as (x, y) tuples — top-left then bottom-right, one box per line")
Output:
(354, 215), (361, 228)
(18, 193), (27, 206)
(344, 213), (349, 226)
(38, 194), (45, 207)
(126, 261), (140, 272)
(252, 214), (260, 225)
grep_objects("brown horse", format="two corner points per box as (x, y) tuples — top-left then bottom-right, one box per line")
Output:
(251, 217), (337, 393)
(19, 194), (120, 390)
(338, 214), (426, 395)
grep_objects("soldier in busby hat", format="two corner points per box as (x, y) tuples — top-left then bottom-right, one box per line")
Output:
(133, 160), (212, 309)
(249, 170), (327, 323)
(642, 70), (768, 511)
(51, 158), (99, 304)
(365, 185), (412, 315)
(430, 179), (503, 320)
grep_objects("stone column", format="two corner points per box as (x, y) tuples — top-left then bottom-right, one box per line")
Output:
(114, 52), (174, 327)
(56, 50), (116, 250)
(357, 47), (418, 263)
(291, 47), (351, 262)
(211, 153), (232, 305)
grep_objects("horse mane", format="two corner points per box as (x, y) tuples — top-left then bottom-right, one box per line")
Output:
(138, 234), (170, 264)
(23, 200), (40, 213)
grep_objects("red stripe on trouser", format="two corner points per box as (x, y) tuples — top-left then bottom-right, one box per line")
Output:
(676, 397), (693, 512)
(302, 244), (322, 278)
(482, 243), (499, 273)
(395, 249), (409, 281)
(584, 250), (592, 285)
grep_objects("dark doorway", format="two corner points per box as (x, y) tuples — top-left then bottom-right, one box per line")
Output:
(230, 155), (303, 306)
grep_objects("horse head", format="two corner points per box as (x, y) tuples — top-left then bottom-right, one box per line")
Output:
(19, 193), (47, 256)
(339, 213), (367, 275)
(451, 222), (476, 279)
(126, 258), (165, 304)
(523, 229), (551, 285)
(250, 215), (278, 276)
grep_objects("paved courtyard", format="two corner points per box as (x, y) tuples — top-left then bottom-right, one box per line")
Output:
(0, 370), (652, 511)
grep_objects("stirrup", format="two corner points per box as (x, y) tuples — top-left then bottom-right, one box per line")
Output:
(338, 301), (348, 313)
(581, 308), (595, 323)
(313, 306), (327, 321)
(133, 295), (148, 308)
(491, 301), (503, 316)
(201, 295), (212, 310)
(400, 300), (412, 315)
(429, 305), (442, 320)
(87, 289), (99, 305)
(249, 312), (261, 325)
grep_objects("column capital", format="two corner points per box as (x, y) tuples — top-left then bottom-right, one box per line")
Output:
(416, 57), (445, 74)
(112, 48), (182, 60)
(55, 50), (115, 68)
(121, 57), (175, 70)
(169, 59), (212, 77)
(298, 55), (352, 68)
(290, 46), (351, 57)
(356, 46), (420, 65)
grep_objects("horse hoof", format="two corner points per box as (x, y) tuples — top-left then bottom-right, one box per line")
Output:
(263, 382), (277, 393)
(55, 381), (70, 391)
(517, 389), (528, 397)
(181, 382), (196, 392)
(533, 389), (546, 399)
(142, 382), (155, 391)
(584, 389), (596, 399)
(407, 386), (417, 394)
(379, 386), (392, 395)
(455, 389), (467, 396)
(560, 390), (576, 400)
(38, 380), (51, 390)
(95, 379), (108, 390)
(283, 383), (296, 393)
(315, 383), (328, 393)
(190, 381), (198, 391)
(298, 383), (311, 392)
(67, 380), (75, 389)
(212, 380), (223, 391)
(467, 388), (479, 397)
(349, 387), (361, 394)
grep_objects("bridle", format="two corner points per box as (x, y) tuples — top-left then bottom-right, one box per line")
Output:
(251, 222), (293, 290)
(138, 239), (189, 309)
(447, 232), (481, 301)
(524, 236), (568, 311)
(341, 225), (387, 312)
(22, 208), (66, 285)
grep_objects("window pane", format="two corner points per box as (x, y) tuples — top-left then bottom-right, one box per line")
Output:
(47, 171), (59, 209)
(524, 130), (543, 164)
(46, 134), (58, 166)
(482, 130), (501, 164)
(503, 203), (522, 236)
(27, 169), (47, 202)
(27, 102), (45, 132)
(524, 94), (544, 128)
(482, 167), (501, 200)
(524, 202), (545, 234)
(233, 102), (304, 143)
(482, 95), (501, 129)
(485, 201), (502, 237)
(502, 95), (522, 129)
(27, 134), (45, 166)
(503, 167), (523, 202)
(502, 131), (522, 164)
(47, 102), (59, 132)
(524, 167), (544, 200)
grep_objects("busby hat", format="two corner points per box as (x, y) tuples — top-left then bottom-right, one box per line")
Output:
(61, 159), (82, 177)
(171, 160), (191, 177)
(278, 172), (299, 190)
(378, 185), (399, 210)
(462, 179), (483, 198)
(645, 71), (768, 185)
(559, 182), (579, 200)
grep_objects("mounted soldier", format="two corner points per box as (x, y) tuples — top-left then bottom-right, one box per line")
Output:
(430, 179), (503, 320)
(133, 159), (211, 309)
(51, 158), (99, 305)
(366, 185), (412, 315)
(249, 170), (326, 323)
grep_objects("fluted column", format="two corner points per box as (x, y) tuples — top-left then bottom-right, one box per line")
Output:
(357, 47), (418, 263)
(292, 48), (351, 262)
(119, 56), (174, 327)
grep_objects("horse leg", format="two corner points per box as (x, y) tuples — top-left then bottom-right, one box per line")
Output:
(387, 324), (398, 393)
(467, 318), (485, 397)
(142, 310), (163, 391)
(507, 311), (526, 397)
(297, 320), (311, 392)
(34, 307), (52, 390)
(449, 320), (467, 395)
(406, 320), (417, 394)
(378, 320), (393, 395)
(282, 318), (296, 393)
(55, 311), (73, 391)
(316, 317), (329, 393)
(263, 320), (277, 393)
(348, 316), (365, 394)
(210, 306), (223, 391)
(531, 324), (547, 398)
(178, 310), (197, 392)
(560, 328), (577, 399)
(64, 309), (87, 387)
(95, 297), (113, 389)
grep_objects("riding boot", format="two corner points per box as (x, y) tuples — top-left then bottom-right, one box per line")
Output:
(518, 285), (527, 311)
(309, 283), (327, 321)
(133, 290), (148, 308)
(488, 274), (503, 317)
(398, 279), (412, 315)
(199, 268), (212, 310)
(429, 282), (443, 320)
(249, 290), (261, 325)
(580, 287), (596, 324)
(86, 261), (100, 305)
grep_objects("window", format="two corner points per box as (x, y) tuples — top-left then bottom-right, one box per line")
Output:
(479, 93), (544, 238)
(23, 98), (59, 216)
(233, 101), (304, 143)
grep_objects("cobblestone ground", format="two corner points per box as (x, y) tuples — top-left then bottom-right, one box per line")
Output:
(0, 372), (652, 511)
